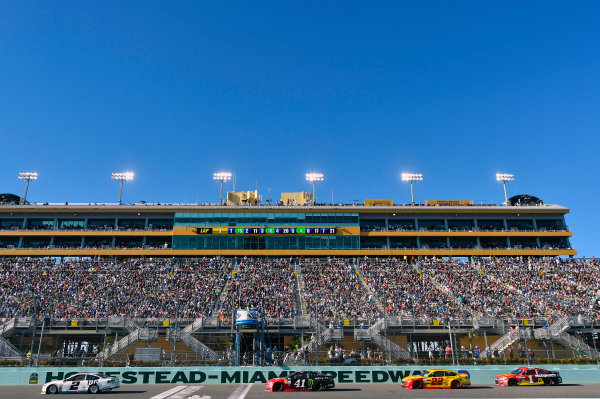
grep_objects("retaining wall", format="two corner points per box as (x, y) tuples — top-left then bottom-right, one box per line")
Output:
(2, 365), (600, 386)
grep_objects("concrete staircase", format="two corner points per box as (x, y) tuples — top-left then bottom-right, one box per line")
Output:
(98, 318), (157, 360)
(480, 327), (532, 359)
(0, 318), (24, 360)
(294, 265), (307, 316)
(285, 317), (342, 364)
(355, 268), (386, 315)
(534, 316), (600, 358)
(171, 318), (219, 360)
(354, 318), (410, 360)
(217, 263), (240, 305)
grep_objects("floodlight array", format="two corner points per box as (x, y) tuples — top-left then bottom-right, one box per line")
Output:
(111, 172), (135, 181)
(213, 172), (232, 182)
(496, 173), (515, 182)
(18, 172), (38, 181)
(305, 173), (324, 182)
(401, 173), (423, 182)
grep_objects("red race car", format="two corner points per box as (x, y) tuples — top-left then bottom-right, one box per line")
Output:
(266, 371), (335, 392)
(494, 367), (562, 386)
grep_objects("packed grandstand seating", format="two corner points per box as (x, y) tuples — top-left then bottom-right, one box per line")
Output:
(301, 259), (380, 322)
(0, 258), (230, 319)
(218, 258), (297, 320)
(0, 257), (598, 322)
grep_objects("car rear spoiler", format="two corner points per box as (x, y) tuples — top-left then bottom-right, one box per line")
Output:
(457, 370), (470, 379)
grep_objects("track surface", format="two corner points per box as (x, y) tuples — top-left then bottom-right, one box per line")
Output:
(5, 383), (600, 399)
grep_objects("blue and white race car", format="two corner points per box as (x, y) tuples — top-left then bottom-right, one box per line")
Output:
(41, 373), (120, 394)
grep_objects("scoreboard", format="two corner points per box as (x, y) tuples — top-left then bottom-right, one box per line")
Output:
(229, 227), (336, 235)
(193, 227), (337, 235)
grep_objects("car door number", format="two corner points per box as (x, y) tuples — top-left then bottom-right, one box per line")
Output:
(429, 377), (443, 386)
(69, 382), (80, 391)
(294, 379), (306, 388)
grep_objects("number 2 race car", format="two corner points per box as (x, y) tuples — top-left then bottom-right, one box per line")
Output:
(266, 371), (335, 392)
(402, 369), (471, 389)
(41, 373), (120, 394)
(494, 367), (562, 386)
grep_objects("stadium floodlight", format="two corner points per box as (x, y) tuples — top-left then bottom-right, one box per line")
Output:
(401, 173), (423, 205)
(18, 172), (38, 205)
(305, 172), (324, 205)
(111, 172), (134, 205)
(213, 172), (232, 205)
(496, 173), (514, 205)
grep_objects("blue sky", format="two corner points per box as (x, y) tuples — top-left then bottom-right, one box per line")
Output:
(1, 2), (598, 255)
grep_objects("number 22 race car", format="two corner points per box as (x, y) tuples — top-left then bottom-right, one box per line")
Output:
(266, 371), (335, 392)
(402, 369), (471, 389)
(494, 367), (562, 386)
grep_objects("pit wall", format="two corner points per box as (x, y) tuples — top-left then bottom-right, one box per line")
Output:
(3, 365), (600, 386)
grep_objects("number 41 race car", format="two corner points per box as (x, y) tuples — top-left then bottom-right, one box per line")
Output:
(402, 369), (471, 389)
(494, 367), (562, 386)
(266, 371), (335, 392)
(41, 373), (120, 394)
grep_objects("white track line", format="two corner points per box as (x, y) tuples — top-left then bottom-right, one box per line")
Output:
(169, 385), (203, 399)
(149, 385), (188, 399)
(226, 384), (253, 399)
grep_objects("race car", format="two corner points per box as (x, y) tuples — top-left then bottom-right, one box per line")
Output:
(494, 367), (562, 386)
(266, 371), (335, 392)
(41, 373), (120, 394)
(402, 369), (471, 389)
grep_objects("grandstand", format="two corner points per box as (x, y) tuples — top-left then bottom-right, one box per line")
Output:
(1, 257), (598, 366)
(1, 192), (596, 367)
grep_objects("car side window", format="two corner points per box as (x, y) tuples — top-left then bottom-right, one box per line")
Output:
(524, 370), (535, 375)
(445, 371), (457, 377)
(431, 371), (444, 377)
(74, 374), (86, 381)
(65, 375), (80, 382)
(86, 375), (99, 381)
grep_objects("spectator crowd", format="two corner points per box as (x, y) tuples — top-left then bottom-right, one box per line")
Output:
(0, 257), (598, 323)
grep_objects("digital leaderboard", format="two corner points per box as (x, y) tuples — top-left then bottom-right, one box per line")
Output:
(194, 227), (338, 235)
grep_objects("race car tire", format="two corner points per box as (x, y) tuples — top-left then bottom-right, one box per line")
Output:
(508, 379), (517, 386)
(46, 384), (58, 394)
(272, 382), (284, 392)
(311, 382), (321, 391)
(88, 384), (99, 394)
(451, 380), (460, 389)
(412, 380), (423, 389)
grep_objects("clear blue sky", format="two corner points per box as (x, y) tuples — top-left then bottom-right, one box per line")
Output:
(1, 2), (599, 256)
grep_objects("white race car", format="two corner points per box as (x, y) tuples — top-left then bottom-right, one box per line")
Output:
(41, 373), (120, 394)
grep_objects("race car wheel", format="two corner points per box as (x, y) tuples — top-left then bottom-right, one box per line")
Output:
(451, 380), (460, 389)
(88, 384), (99, 394)
(412, 380), (423, 389)
(46, 384), (58, 394)
(543, 378), (553, 386)
(508, 379), (517, 386)
(272, 382), (284, 392)
(311, 382), (321, 391)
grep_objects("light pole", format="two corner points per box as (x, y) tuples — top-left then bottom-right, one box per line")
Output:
(401, 173), (423, 205)
(305, 173), (324, 205)
(18, 172), (38, 205)
(496, 173), (514, 205)
(213, 172), (232, 205)
(111, 172), (134, 205)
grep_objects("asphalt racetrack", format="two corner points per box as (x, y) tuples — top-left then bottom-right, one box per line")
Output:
(4, 383), (600, 399)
